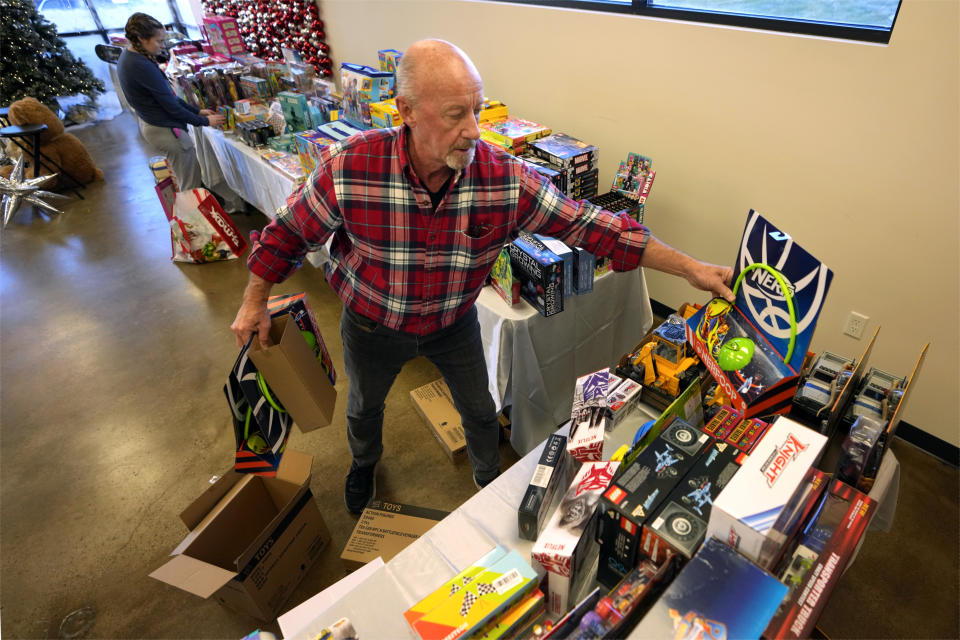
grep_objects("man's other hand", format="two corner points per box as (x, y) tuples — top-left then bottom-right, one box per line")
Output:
(231, 300), (272, 348)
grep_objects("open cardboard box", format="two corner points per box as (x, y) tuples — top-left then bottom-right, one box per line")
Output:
(150, 450), (330, 620)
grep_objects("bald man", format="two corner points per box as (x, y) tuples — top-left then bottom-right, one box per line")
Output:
(232, 39), (734, 514)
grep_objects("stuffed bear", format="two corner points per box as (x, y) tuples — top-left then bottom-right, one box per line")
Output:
(0, 97), (104, 187)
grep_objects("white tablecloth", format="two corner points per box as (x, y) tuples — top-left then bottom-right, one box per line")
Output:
(477, 269), (654, 455)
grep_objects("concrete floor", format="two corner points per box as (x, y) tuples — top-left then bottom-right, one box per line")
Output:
(0, 112), (957, 639)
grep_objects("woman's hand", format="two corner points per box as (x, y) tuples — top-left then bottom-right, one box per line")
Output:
(199, 108), (216, 116)
(205, 112), (226, 127)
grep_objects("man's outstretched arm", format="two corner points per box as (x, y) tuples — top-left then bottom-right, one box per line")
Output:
(640, 235), (735, 302)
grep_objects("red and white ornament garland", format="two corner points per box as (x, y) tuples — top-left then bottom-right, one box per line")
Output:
(202, 0), (333, 77)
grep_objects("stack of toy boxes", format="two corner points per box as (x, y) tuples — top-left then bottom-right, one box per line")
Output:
(369, 98), (402, 128)
(517, 154), (566, 193)
(528, 133), (600, 200)
(531, 460), (620, 618)
(378, 48), (403, 73)
(294, 120), (364, 173)
(595, 416), (713, 588)
(508, 233), (563, 317)
(307, 96), (337, 127)
(480, 117), (550, 156)
(202, 15), (247, 56)
(277, 91), (312, 131)
(240, 75), (270, 101)
(236, 121), (274, 147)
(706, 416), (828, 571)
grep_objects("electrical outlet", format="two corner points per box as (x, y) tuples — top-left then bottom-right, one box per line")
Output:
(844, 311), (868, 339)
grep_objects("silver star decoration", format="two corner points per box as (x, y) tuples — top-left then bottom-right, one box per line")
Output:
(0, 156), (69, 227)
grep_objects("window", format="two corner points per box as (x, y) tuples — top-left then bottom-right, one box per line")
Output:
(491, 0), (902, 43)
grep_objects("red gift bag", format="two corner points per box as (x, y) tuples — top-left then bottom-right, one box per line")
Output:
(155, 178), (247, 263)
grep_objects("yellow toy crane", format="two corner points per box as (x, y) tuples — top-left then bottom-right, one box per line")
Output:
(617, 306), (702, 399)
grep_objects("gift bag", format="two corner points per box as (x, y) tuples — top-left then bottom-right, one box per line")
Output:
(224, 337), (292, 475)
(340, 62), (395, 127)
(166, 187), (247, 263)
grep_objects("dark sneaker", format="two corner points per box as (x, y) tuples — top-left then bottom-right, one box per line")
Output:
(474, 473), (498, 490)
(344, 461), (377, 514)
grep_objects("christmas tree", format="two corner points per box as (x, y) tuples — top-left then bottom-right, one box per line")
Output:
(0, 0), (105, 107)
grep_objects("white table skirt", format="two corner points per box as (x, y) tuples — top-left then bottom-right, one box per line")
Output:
(477, 268), (654, 455)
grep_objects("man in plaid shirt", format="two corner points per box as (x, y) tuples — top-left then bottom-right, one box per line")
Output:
(232, 40), (734, 514)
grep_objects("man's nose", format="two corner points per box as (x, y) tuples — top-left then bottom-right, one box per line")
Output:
(464, 116), (481, 141)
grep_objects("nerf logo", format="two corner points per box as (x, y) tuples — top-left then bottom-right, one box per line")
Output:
(748, 267), (796, 299)
(761, 433), (808, 486)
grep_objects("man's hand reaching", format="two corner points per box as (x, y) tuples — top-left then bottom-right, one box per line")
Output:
(684, 261), (735, 302)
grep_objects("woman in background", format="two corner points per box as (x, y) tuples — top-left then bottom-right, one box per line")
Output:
(117, 13), (224, 194)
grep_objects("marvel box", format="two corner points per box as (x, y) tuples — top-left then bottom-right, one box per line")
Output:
(509, 235), (564, 317)
(706, 416), (827, 569)
(765, 479), (877, 639)
(532, 460), (620, 617)
(596, 417), (712, 588)
(528, 132), (598, 169)
(518, 434), (572, 541)
(627, 538), (788, 640)
(641, 441), (745, 562)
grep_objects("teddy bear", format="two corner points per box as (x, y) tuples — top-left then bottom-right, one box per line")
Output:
(0, 97), (104, 187)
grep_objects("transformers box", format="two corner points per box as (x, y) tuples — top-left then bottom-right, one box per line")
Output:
(567, 368), (611, 463)
(628, 537), (788, 640)
(706, 416), (827, 569)
(509, 235), (564, 317)
(641, 441), (745, 562)
(406, 547), (538, 640)
(518, 433), (572, 541)
(765, 479), (877, 639)
(532, 460), (620, 617)
(528, 132), (598, 169)
(686, 210), (833, 419)
(596, 417), (712, 587)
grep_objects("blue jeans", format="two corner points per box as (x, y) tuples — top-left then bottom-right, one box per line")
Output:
(339, 305), (501, 482)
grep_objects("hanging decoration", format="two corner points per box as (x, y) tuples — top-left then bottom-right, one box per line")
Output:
(200, 0), (333, 78)
(0, 156), (68, 227)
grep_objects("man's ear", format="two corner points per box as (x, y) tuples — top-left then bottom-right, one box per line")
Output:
(396, 95), (415, 128)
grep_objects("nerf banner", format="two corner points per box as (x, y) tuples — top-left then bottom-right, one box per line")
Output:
(687, 210), (832, 418)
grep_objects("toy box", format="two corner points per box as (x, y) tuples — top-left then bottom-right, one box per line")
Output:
(567, 368), (612, 463)
(378, 48), (403, 73)
(509, 235), (564, 317)
(531, 460), (620, 617)
(294, 131), (336, 173)
(587, 190), (643, 223)
(531, 234), (573, 298)
(612, 153), (654, 202)
(686, 210), (833, 419)
(641, 441), (745, 562)
(340, 500), (447, 571)
(239, 75), (270, 101)
(369, 98), (402, 128)
(518, 153), (566, 193)
(706, 416), (827, 569)
(595, 416), (712, 587)
(529, 132), (598, 169)
(518, 434), (572, 541)
(628, 537), (788, 640)
(488, 245), (521, 306)
(764, 479), (877, 639)
(703, 405), (743, 440)
(340, 62), (395, 127)
(480, 117), (550, 155)
(726, 415), (771, 453)
(479, 98), (508, 123)
(409, 379), (467, 461)
(572, 248), (595, 294)
(474, 588), (544, 639)
(406, 547), (538, 640)
(202, 15), (247, 56)
(607, 378), (642, 428)
(266, 292), (336, 386)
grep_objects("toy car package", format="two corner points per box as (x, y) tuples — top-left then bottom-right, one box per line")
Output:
(706, 416), (827, 569)
(518, 434), (572, 541)
(508, 235), (564, 317)
(627, 537), (788, 640)
(531, 460), (620, 617)
(641, 441), (746, 562)
(607, 379), (642, 429)
(686, 210), (833, 419)
(596, 417), (712, 588)
(765, 479), (877, 639)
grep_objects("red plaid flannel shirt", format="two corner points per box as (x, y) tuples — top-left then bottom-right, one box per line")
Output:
(248, 126), (649, 335)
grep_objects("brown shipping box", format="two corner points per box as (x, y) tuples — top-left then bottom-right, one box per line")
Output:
(340, 500), (448, 571)
(249, 315), (337, 432)
(150, 450), (331, 620)
(409, 379), (466, 461)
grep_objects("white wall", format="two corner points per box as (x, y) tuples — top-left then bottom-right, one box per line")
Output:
(318, 0), (959, 447)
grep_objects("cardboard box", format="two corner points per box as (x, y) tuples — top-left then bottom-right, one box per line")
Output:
(150, 451), (330, 620)
(410, 379), (466, 461)
(706, 415), (827, 569)
(765, 479), (878, 639)
(531, 460), (620, 617)
(341, 500), (447, 571)
(249, 314), (337, 432)
(518, 434), (571, 541)
(641, 441), (745, 562)
(627, 538), (787, 640)
(596, 416), (712, 588)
